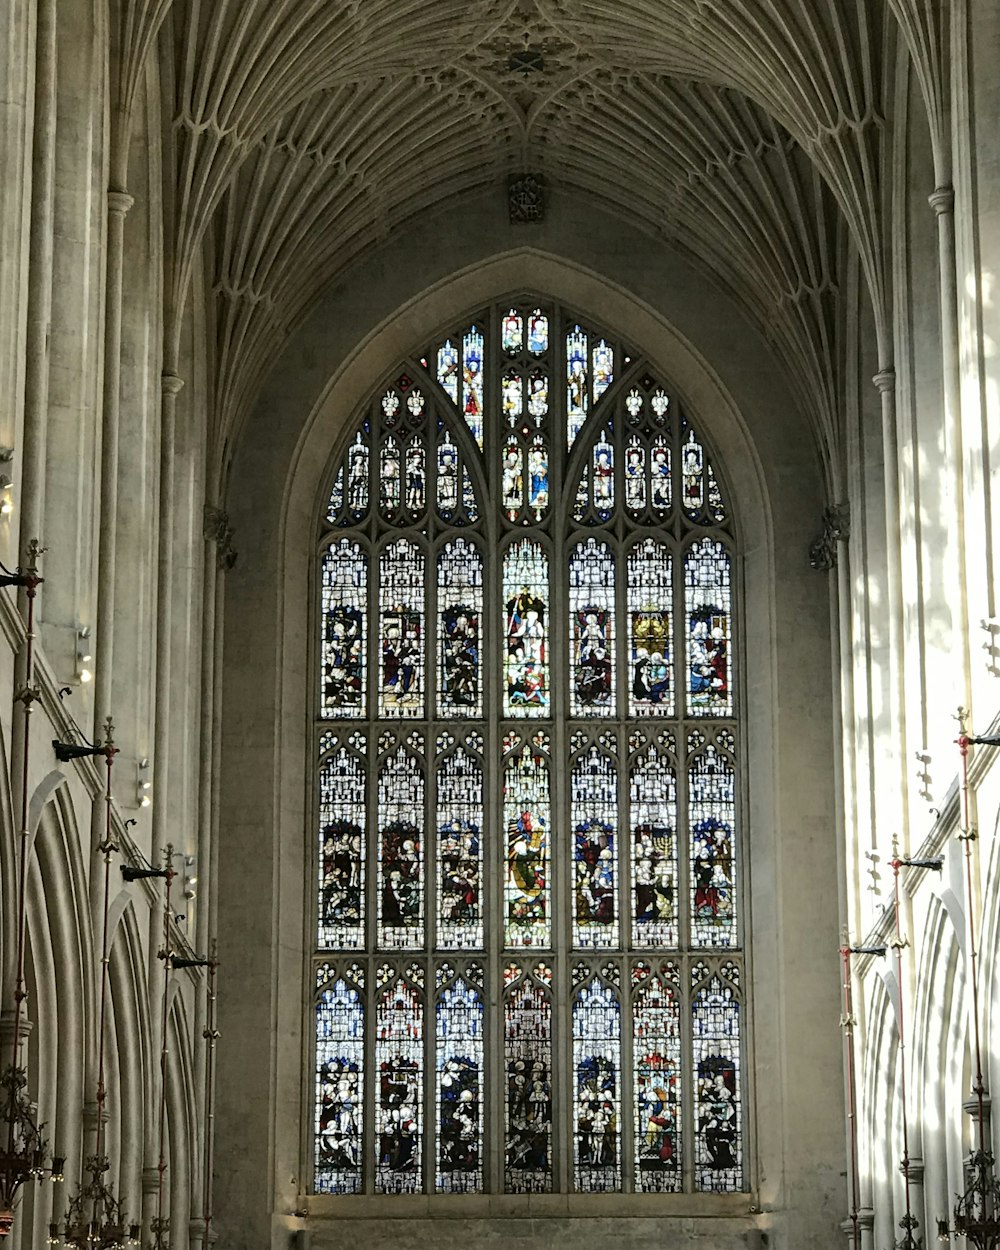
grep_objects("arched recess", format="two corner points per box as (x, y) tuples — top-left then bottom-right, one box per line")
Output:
(164, 991), (197, 1250)
(216, 248), (841, 1249)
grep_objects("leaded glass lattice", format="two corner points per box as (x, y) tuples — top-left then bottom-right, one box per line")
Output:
(315, 298), (743, 1198)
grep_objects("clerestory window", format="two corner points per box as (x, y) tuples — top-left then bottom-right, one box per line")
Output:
(312, 298), (744, 1197)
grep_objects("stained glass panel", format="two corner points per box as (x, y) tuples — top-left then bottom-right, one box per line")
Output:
(315, 299), (745, 1199)
(527, 309), (548, 355)
(502, 308), (524, 356)
(503, 540), (549, 716)
(630, 744), (678, 947)
(321, 539), (366, 718)
(633, 962), (682, 1192)
(627, 539), (673, 717)
(375, 971), (424, 1193)
(436, 967), (484, 1192)
(503, 743), (551, 948)
(315, 971), (364, 1193)
(376, 748), (424, 948)
(571, 748), (618, 948)
(566, 326), (589, 448)
(504, 965), (553, 1192)
(379, 538), (425, 717)
(689, 742), (736, 948)
(572, 973), (620, 1191)
(319, 747), (365, 949)
(438, 538), (483, 717)
(437, 748), (484, 949)
(462, 326), (485, 448)
(569, 539), (615, 716)
(692, 963), (742, 1192)
(592, 339), (613, 402)
(437, 340), (459, 405)
(685, 538), (732, 716)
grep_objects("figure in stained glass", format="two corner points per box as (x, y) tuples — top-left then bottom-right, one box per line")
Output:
(692, 819), (733, 929)
(321, 820), (363, 934)
(571, 748), (618, 947)
(505, 974), (552, 1191)
(381, 613), (421, 710)
(572, 979), (620, 1189)
(502, 309), (523, 355)
(317, 1055), (361, 1172)
(698, 1056), (738, 1170)
(504, 542), (548, 714)
(436, 975), (484, 1191)
(625, 443), (645, 512)
(462, 328), (485, 448)
(437, 440), (459, 514)
(439, 820), (480, 931)
(503, 747), (550, 946)
(437, 340), (459, 404)
(502, 444), (523, 519)
(405, 443), (425, 513)
(574, 820), (615, 928)
(323, 606), (364, 710)
(575, 611), (612, 706)
(316, 977), (364, 1193)
(527, 309), (548, 355)
(627, 539), (672, 717)
(650, 445), (671, 510)
(592, 339), (613, 401)
(592, 437), (614, 512)
(633, 967), (681, 1191)
(633, 824), (674, 933)
(527, 442), (549, 519)
(566, 326), (588, 447)
(437, 748), (484, 947)
(502, 370), (523, 422)
(347, 436), (369, 513)
(569, 539), (615, 716)
(380, 822), (422, 932)
(375, 975), (423, 1192)
(440, 607), (479, 706)
(682, 432), (705, 515)
(527, 369), (548, 419)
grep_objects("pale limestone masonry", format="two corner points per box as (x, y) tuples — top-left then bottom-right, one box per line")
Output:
(0, 4), (998, 1250)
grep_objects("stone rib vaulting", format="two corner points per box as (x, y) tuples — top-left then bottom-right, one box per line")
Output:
(0, 1), (998, 1248)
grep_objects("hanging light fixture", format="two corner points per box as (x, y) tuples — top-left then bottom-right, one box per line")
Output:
(48, 719), (140, 1250)
(0, 541), (63, 1236)
(936, 712), (1000, 1248)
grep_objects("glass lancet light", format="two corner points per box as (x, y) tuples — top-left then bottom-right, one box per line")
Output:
(315, 298), (742, 1197)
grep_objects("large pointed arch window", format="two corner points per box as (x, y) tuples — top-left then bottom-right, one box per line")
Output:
(313, 300), (744, 1196)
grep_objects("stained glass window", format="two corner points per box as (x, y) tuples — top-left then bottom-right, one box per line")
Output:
(315, 299), (743, 1197)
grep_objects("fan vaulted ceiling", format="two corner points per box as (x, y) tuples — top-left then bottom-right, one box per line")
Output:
(117, 0), (944, 453)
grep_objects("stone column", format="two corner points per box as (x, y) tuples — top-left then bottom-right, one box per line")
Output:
(873, 367), (910, 836)
(929, 184), (972, 709)
(93, 186), (134, 732)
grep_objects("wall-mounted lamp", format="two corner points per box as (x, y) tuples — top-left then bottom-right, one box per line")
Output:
(137, 758), (152, 808)
(76, 627), (92, 684)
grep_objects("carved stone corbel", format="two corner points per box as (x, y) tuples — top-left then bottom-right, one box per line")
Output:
(809, 502), (850, 571)
(203, 505), (238, 570)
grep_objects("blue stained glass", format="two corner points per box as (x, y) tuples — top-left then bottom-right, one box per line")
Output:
(377, 749), (424, 948)
(571, 749), (618, 948)
(315, 975), (364, 1193)
(630, 746), (678, 947)
(504, 966), (553, 1192)
(527, 437), (549, 520)
(379, 538), (425, 717)
(689, 744), (736, 948)
(438, 340), (459, 404)
(685, 538), (732, 716)
(321, 539), (366, 718)
(572, 977), (621, 1190)
(502, 309), (524, 355)
(569, 538), (615, 716)
(436, 973), (484, 1191)
(527, 309), (548, 355)
(692, 963), (742, 1192)
(462, 327), (485, 448)
(375, 973), (424, 1193)
(438, 538), (483, 717)
(503, 540), (548, 715)
(633, 963), (682, 1192)
(319, 748), (366, 949)
(566, 326), (589, 448)
(437, 749), (484, 948)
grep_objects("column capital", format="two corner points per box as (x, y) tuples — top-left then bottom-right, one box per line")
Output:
(161, 372), (185, 396)
(872, 368), (896, 394)
(107, 188), (135, 218)
(82, 1100), (108, 1131)
(928, 184), (955, 216)
(141, 1165), (161, 1194)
